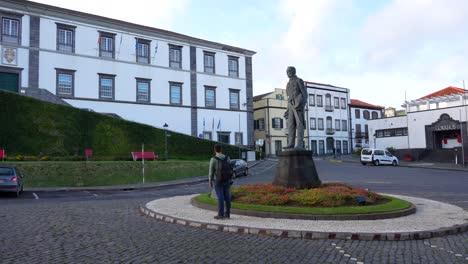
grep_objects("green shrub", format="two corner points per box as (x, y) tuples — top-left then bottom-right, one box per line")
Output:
(386, 146), (396, 155)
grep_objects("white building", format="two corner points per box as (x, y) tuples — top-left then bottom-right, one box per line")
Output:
(0, 0), (255, 147)
(349, 99), (384, 151)
(368, 86), (468, 163)
(306, 82), (351, 155)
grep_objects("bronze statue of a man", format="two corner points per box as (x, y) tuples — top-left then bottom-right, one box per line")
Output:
(283, 66), (307, 150)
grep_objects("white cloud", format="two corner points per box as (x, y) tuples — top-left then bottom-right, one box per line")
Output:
(30, 0), (189, 29)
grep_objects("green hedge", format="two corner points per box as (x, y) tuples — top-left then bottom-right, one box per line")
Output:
(0, 90), (253, 160)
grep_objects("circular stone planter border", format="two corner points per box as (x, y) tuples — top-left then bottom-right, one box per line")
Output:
(190, 197), (416, 221)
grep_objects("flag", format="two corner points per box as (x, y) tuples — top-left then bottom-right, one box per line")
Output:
(217, 119), (221, 130)
(212, 118), (214, 130)
(203, 118), (205, 130)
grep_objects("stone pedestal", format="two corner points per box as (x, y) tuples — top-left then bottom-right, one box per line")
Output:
(272, 150), (321, 189)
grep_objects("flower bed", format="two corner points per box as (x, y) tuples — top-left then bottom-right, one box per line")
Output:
(231, 182), (384, 207)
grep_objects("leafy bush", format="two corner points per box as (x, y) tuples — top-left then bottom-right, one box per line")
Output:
(230, 182), (383, 207)
(386, 146), (396, 155)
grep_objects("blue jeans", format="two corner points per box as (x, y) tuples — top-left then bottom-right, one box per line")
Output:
(214, 180), (231, 217)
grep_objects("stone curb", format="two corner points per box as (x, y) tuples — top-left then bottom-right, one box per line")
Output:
(329, 158), (468, 172)
(25, 159), (267, 192)
(190, 197), (417, 221)
(139, 206), (468, 241)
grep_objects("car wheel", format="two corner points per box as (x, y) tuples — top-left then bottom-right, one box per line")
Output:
(374, 160), (380, 166)
(392, 160), (397, 166)
(361, 162), (366, 166)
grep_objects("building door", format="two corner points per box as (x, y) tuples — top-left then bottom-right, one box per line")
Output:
(311, 140), (317, 155)
(326, 137), (334, 154)
(0, 72), (19, 93)
(274, 140), (282, 156)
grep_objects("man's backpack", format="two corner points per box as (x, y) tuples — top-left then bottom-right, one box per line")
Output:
(215, 156), (232, 183)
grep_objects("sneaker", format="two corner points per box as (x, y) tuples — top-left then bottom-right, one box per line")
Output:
(224, 214), (230, 219)
(214, 215), (224, 220)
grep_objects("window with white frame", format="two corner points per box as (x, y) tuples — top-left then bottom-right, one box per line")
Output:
(169, 45), (182, 68)
(316, 95), (323, 107)
(318, 118), (324, 130)
(56, 69), (75, 97)
(99, 74), (115, 100)
(235, 132), (243, 145)
(57, 23), (75, 53)
(341, 98), (346, 109)
(342, 120), (348, 131)
(2, 17), (20, 44)
(136, 39), (150, 64)
(229, 89), (240, 109)
(228, 56), (239, 77)
(309, 94), (315, 106)
(363, 110), (370, 120)
(272, 117), (283, 129)
(170, 82), (182, 105)
(310, 118), (316, 130)
(334, 97), (339, 109)
(335, 119), (341, 131)
(99, 32), (115, 58)
(203, 131), (212, 140)
(205, 86), (216, 108)
(204, 51), (215, 73)
(258, 118), (265, 130)
(136, 78), (150, 102)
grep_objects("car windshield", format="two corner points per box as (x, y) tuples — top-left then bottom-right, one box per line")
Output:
(362, 149), (372, 155)
(0, 168), (14, 176)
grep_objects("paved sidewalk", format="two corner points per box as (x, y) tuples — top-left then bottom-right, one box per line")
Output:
(25, 159), (266, 192)
(327, 155), (468, 172)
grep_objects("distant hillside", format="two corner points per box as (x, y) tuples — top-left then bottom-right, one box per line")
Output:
(0, 90), (251, 160)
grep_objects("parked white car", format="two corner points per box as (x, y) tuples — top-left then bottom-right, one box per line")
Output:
(361, 148), (399, 166)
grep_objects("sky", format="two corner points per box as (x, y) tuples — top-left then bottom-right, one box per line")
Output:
(32, 0), (468, 109)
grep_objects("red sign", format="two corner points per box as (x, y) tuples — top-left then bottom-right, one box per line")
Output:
(0, 149), (4, 158)
(85, 149), (93, 157)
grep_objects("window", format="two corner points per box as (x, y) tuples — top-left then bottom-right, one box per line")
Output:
(341, 98), (346, 109)
(355, 124), (362, 136)
(235, 132), (243, 145)
(342, 120), (348, 131)
(355, 109), (360, 119)
(343, 141), (348, 154)
(372, 111), (379, 119)
(363, 110), (370, 120)
(229, 89), (240, 110)
(326, 116), (332, 129)
(56, 69), (75, 97)
(98, 74), (115, 100)
(336, 140), (341, 154)
(169, 45), (182, 68)
(272, 117), (283, 129)
(310, 118), (316, 130)
(204, 51), (215, 73)
(136, 78), (151, 102)
(276, 94), (284, 100)
(319, 140), (325, 155)
(136, 38), (150, 64)
(325, 94), (332, 106)
(258, 118), (265, 130)
(316, 95), (323, 107)
(217, 132), (230, 144)
(365, 124), (369, 135)
(334, 97), (339, 109)
(2, 17), (20, 44)
(376, 130), (384, 137)
(335, 119), (341, 131)
(228, 56), (239, 77)
(205, 86), (216, 108)
(376, 128), (408, 138)
(169, 82), (182, 105)
(203, 131), (212, 140)
(309, 94), (315, 106)
(56, 23), (75, 53)
(99, 32), (115, 58)
(318, 118), (324, 130)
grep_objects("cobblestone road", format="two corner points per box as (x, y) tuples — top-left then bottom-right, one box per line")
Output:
(1, 159), (467, 263)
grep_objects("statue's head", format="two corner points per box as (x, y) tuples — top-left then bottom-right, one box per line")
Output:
(286, 66), (296, 77)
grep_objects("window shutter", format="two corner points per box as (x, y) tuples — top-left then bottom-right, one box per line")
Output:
(280, 118), (283, 128)
(272, 118), (275, 128)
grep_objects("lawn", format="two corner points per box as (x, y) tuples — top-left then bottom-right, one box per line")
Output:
(3, 161), (209, 187)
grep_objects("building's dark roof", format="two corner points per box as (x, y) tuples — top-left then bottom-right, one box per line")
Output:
(350, 99), (384, 109)
(4, 0), (256, 55)
(253, 92), (273, 101)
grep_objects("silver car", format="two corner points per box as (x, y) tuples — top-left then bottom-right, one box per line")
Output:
(230, 159), (248, 178)
(0, 166), (24, 197)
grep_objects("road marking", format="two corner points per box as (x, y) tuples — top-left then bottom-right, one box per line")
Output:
(424, 241), (467, 260)
(366, 181), (392, 184)
(330, 243), (364, 264)
(32, 193), (39, 199)
(93, 194), (98, 197)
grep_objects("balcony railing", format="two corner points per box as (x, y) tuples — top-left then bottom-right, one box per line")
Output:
(325, 105), (334, 112)
(326, 128), (335, 135)
(355, 132), (369, 139)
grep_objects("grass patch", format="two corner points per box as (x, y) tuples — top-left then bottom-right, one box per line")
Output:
(4, 161), (208, 187)
(195, 193), (411, 215)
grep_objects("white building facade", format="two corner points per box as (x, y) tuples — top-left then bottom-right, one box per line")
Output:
(306, 82), (351, 156)
(368, 87), (468, 163)
(349, 99), (384, 151)
(0, 0), (255, 147)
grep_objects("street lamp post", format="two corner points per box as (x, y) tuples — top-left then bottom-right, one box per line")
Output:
(163, 123), (168, 160)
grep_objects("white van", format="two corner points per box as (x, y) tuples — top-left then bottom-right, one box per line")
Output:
(361, 148), (399, 166)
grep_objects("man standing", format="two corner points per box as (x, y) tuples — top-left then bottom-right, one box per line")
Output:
(284, 66), (307, 149)
(208, 144), (232, 219)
